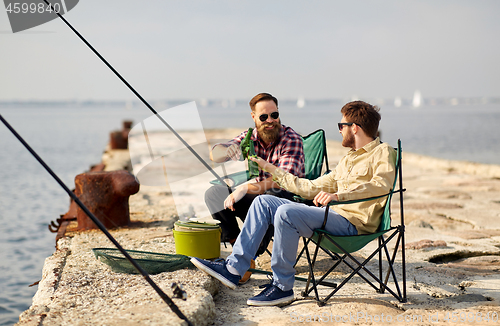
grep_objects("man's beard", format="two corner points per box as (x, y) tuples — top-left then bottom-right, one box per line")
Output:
(257, 120), (281, 144)
(342, 129), (355, 149)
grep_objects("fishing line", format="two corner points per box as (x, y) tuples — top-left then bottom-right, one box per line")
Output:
(41, 0), (231, 190)
(0, 115), (193, 326)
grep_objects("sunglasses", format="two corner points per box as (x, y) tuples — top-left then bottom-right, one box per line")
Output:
(259, 111), (279, 122)
(338, 122), (354, 131)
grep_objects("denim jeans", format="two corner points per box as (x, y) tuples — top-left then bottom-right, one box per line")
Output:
(204, 185), (258, 241)
(226, 195), (358, 291)
(205, 185), (297, 256)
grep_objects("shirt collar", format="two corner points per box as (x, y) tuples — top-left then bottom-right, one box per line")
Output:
(350, 137), (381, 155)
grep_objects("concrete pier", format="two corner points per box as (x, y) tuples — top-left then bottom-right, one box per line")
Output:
(17, 128), (500, 325)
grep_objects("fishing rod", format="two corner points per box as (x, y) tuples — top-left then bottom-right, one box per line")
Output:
(0, 115), (193, 326)
(40, 0), (231, 190)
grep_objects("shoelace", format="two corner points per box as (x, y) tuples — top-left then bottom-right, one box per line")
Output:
(209, 258), (225, 267)
(265, 286), (278, 297)
(258, 282), (273, 290)
(258, 276), (275, 296)
(258, 274), (274, 290)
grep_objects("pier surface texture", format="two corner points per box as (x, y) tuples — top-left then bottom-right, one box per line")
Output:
(17, 129), (500, 326)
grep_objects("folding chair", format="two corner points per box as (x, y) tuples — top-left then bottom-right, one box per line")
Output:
(208, 129), (331, 258)
(301, 129), (330, 180)
(301, 139), (406, 306)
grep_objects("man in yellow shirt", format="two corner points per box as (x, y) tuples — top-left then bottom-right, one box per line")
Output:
(191, 100), (396, 307)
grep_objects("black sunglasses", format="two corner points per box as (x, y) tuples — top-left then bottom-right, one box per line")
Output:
(338, 122), (354, 131)
(259, 111), (279, 122)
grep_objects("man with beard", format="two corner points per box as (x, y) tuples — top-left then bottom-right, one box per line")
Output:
(205, 93), (305, 283)
(193, 100), (396, 306)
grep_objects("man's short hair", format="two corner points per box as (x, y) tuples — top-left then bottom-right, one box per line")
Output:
(341, 101), (381, 139)
(249, 93), (278, 111)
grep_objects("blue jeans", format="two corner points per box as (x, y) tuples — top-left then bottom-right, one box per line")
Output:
(226, 195), (358, 291)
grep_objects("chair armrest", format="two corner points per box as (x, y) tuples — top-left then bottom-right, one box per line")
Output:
(326, 188), (405, 206)
(293, 195), (307, 203)
(293, 195), (315, 206)
(209, 170), (250, 187)
(294, 189), (405, 209)
(294, 189), (397, 206)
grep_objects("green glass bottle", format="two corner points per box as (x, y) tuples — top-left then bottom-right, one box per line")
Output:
(239, 128), (259, 179)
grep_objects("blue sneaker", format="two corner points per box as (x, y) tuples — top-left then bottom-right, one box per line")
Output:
(247, 283), (294, 306)
(190, 257), (240, 290)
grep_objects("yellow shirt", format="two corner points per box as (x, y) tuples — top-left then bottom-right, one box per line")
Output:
(271, 138), (396, 234)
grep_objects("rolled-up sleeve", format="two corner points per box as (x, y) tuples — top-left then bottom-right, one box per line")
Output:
(272, 167), (337, 200)
(210, 131), (247, 162)
(214, 131), (246, 149)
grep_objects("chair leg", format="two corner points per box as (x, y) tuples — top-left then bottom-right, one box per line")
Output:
(294, 237), (311, 268)
(362, 231), (404, 301)
(305, 255), (342, 297)
(302, 237), (313, 296)
(303, 228), (406, 304)
(321, 230), (403, 302)
(381, 230), (405, 301)
(322, 252), (382, 302)
(302, 234), (384, 303)
(302, 236), (325, 305)
(383, 231), (402, 286)
(400, 225), (407, 302)
(383, 242), (403, 299)
(379, 236), (383, 293)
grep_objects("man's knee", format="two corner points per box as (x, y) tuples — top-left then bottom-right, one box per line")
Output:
(275, 204), (302, 226)
(258, 194), (275, 201)
(205, 185), (229, 203)
(247, 195), (278, 225)
(250, 194), (272, 208)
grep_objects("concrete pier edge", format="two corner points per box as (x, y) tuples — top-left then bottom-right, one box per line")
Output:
(16, 128), (500, 325)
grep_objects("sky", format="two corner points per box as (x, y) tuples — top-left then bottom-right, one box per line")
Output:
(1, 0), (499, 102)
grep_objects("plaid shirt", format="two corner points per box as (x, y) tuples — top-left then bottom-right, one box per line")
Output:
(223, 125), (305, 182)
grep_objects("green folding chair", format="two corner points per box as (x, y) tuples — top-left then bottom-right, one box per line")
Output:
(301, 129), (330, 180)
(208, 129), (331, 261)
(301, 139), (407, 306)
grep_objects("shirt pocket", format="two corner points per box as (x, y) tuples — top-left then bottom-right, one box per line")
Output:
(351, 166), (369, 177)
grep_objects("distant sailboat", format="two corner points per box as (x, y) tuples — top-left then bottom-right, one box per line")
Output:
(412, 90), (422, 108)
(296, 96), (305, 109)
(394, 97), (402, 108)
(199, 98), (208, 107)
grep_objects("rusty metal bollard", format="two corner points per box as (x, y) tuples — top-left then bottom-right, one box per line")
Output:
(74, 170), (140, 230)
(110, 131), (128, 149)
(122, 120), (133, 143)
(109, 120), (134, 149)
(123, 120), (133, 132)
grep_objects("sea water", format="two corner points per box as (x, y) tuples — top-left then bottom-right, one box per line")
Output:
(0, 102), (499, 325)
(0, 105), (150, 326)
